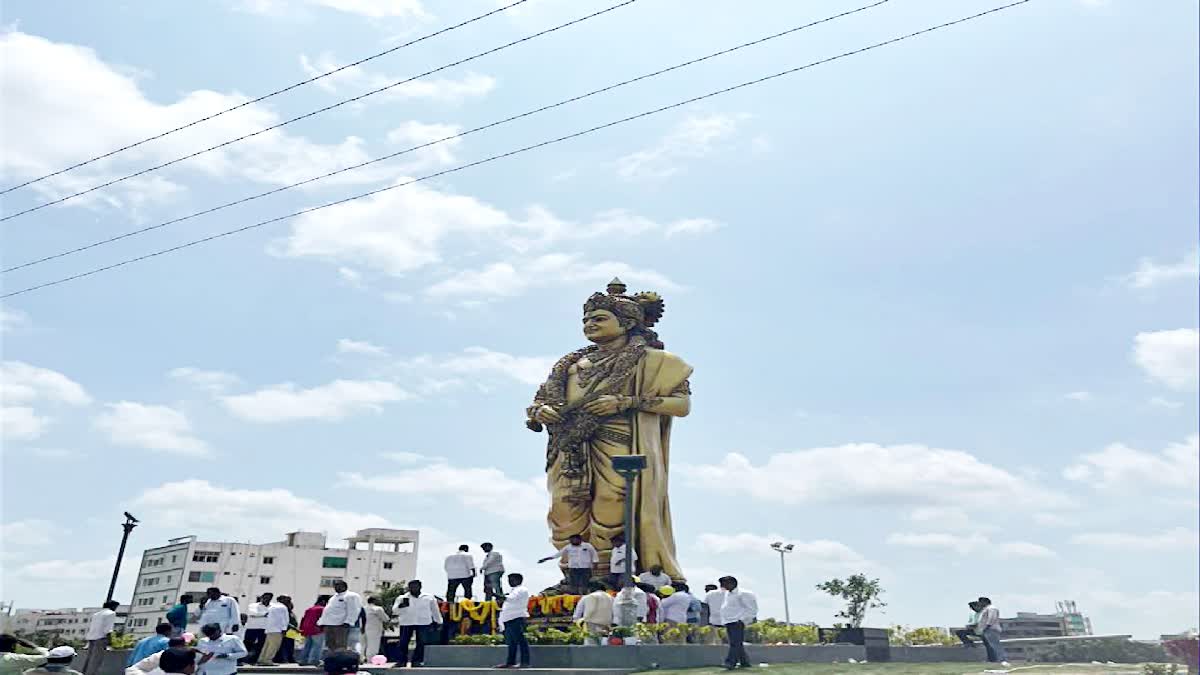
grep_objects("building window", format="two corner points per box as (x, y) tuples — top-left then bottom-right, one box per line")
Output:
(188, 571), (216, 583)
(166, 575), (172, 583)
(171, 555), (177, 563)
(143, 577), (159, 587)
(163, 596), (170, 603)
(383, 562), (393, 570)
(262, 557), (274, 565)
(322, 557), (348, 569)
(259, 576), (271, 584)
(193, 551), (220, 563)
(380, 581), (391, 589)
(319, 577), (342, 587)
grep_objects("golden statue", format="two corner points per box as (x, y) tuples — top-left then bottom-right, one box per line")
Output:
(526, 278), (692, 581)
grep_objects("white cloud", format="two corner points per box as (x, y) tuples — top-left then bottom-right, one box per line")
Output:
(1064, 435), (1198, 491)
(907, 506), (973, 531)
(221, 379), (412, 422)
(664, 218), (722, 238)
(1033, 512), (1077, 528)
(0, 362), (91, 442)
(394, 347), (553, 386)
(336, 338), (391, 358)
(888, 532), (1055, 558)
(0, 307), (29, 333)
(695, 532), (876, 573)
(238, 0), (430, 20)
(1122, 248), (1199, 289)
(133, 480), (396, 541)
(299, 52), (493, 104)
(887, 531), (990, 555)
(1071, 528), (1199, 551)
(1148, 396), (1183, 410)
(617, 113), (746, 180)
(0, 519), (58, 548)
(1132, 329), (1199, 390)
(1, 31), (386, 210)
(1, 361), (92, 406)
(273, 178), (705, 293)
(424, 254), (680, 300)
(0, 406), (49, 442)
(998, 541), (1058, 559)
(168, 367), (242, 393)
(11, 557), (115, 582)
(1064, 391), (1093, 402)
(93, 402), (209, 456)
(338, 463), (547, 521)
(680, 442), (1070, 511)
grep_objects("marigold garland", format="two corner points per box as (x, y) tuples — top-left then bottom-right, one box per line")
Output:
(440, 595), (582, 634)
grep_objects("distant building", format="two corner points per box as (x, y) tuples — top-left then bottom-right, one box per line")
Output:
(1000, 600), (1093, 639)
(8, 606), (130, 640)
(124, 529), (418, 636)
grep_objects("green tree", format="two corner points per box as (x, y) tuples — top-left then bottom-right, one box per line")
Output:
(814, 574), (885, 628)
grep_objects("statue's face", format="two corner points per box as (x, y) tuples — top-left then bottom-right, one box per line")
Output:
(582, 309), (627, 342)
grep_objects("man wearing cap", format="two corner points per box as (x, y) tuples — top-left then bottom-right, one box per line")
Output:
(21, 646), (82, 675)
(196, 623), (248, 675)
(658, 585), (693, 624)
(81, 601), (120, 675)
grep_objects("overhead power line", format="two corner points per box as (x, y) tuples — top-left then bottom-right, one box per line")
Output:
(0, 0), (1033, 300)
(2, 0), (893, 274)
(0, 0), (532, 197)
(0, 0), (640, 222)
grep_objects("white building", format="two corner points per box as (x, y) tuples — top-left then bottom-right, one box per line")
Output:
(125, 529), (418, 636)
(8, 606), (129, 639)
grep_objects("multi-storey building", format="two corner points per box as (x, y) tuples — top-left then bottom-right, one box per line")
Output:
(125, 529), (418, 636)
(8, 606), (129, 640)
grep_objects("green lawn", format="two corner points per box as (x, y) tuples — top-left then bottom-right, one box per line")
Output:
(649, 663), (1170, 675)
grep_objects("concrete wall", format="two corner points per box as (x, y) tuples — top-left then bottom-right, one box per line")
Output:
(423, 644), (869, 668)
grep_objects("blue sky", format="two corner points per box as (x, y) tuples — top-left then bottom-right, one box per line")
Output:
(1, 0), (1197, 638)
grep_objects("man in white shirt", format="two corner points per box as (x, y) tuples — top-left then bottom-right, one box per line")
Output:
(639, 564), (671, 590)
(480, 543), (505, 604)
(198, 588), (241, 635)
(196, 623), (248, 675)
(124, 638), (187, 675)
(256, 596), (290, 665)
(242, 593), (272, 664)
(496, 573), (531, 668)
(444, 545), (476, 603)
(703, 584), (725, 627)
(538, 533), (598, 595)
(608, 534), (636, 590)
(718, 576), (757, 670)
(975, 597), (1009, 666)
(658, 586), (692, 624)
(391, 580), (443, 667)
(81, 600), (120, 675)
(318, 581), (363, 653)
(572, 581), (615, 639)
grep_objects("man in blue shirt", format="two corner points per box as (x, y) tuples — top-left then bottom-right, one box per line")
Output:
(127, 624), (171, 666)
(165, 595), (192, 638)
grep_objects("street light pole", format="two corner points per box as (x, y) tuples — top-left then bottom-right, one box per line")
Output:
(612, 455), (647, 627)
(106, 512), (140, 604)
(770, 542), (794, 625)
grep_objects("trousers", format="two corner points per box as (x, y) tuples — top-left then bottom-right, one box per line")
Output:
(323, 624), (350, 652)
(81, 638), (108, 675)
(397, 624), (434, 665)
(724, 621), (750, 668)
(503, 618), (530, 666)
(258, 632), (283, 664)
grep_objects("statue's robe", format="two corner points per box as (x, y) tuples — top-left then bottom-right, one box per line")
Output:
(544, 348), (692, 580)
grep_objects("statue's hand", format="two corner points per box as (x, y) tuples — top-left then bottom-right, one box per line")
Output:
(534, 405), (563, 424)
(582, 395), (622, 416)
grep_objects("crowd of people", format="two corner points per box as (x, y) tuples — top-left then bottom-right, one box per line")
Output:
(2, 536), (764, 673)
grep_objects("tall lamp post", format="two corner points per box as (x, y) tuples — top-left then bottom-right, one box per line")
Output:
(612, 455), (647, 627)
(770, 541), (794, 625)
(106, 512), (140, 604)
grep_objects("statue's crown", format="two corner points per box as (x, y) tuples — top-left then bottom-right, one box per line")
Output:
(583, 277), (665, 328)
